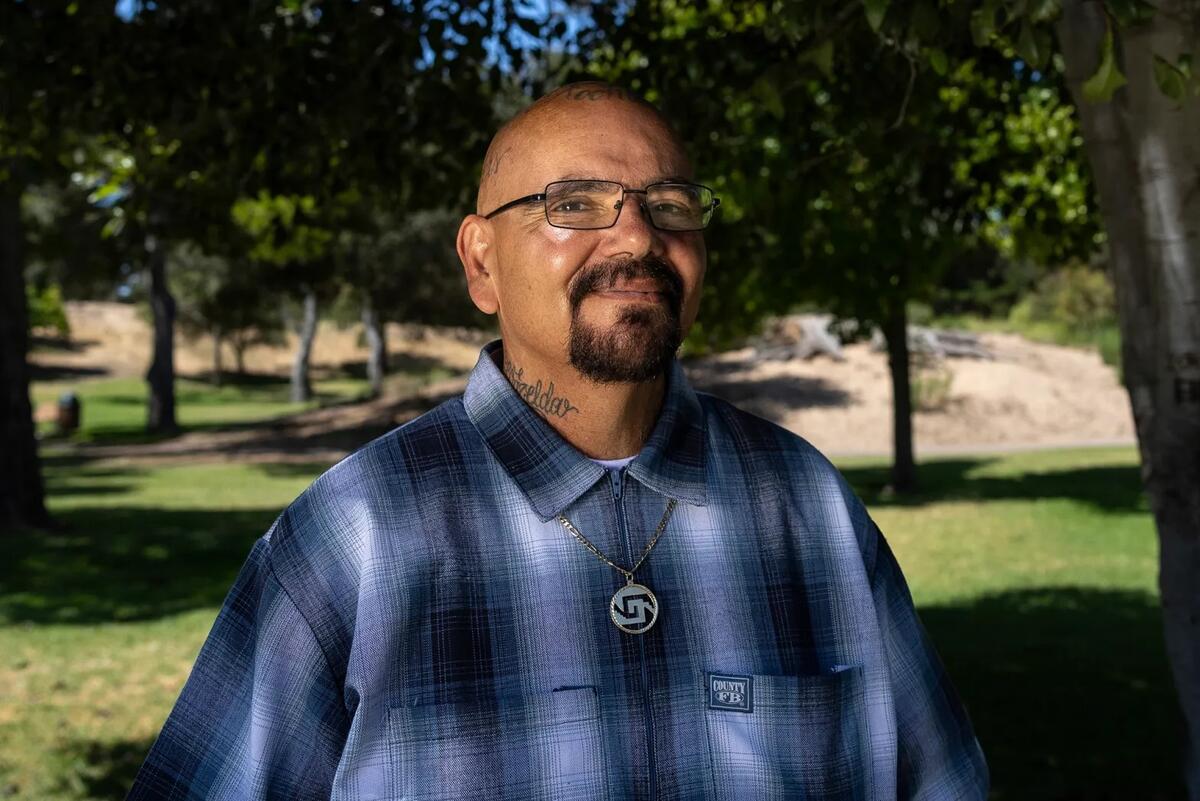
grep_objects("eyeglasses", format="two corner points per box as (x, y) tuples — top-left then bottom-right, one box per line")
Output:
(483, 179), (721, 232)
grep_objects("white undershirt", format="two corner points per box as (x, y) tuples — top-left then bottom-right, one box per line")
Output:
(590, 455), (637, 471)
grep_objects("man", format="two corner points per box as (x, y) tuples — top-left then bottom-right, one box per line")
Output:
(129, 81), (987, 800)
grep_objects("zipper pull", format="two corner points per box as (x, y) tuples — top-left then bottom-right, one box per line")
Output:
(609, 467), (624, 498)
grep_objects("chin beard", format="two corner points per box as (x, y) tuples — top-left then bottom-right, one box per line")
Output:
(567, 256), (684, 384)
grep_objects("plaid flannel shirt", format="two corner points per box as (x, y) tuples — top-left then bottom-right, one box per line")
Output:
(128, 340), (987, 800)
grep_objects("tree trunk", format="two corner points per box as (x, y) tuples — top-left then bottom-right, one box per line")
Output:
(362, 294), (388, 398)
(882, 302), (917, 493)
(0, 178), (50, 531)
(234, 340), (247, 375)
(145, 234), (177, 433)
(211, 326), (223, 387)
(1059, 3), (1200, 796)
(290, 288), (318, 403)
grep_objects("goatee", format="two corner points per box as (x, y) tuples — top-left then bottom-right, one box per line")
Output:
(567, 255), (684, 384)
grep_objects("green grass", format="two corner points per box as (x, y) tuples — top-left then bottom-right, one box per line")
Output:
(0, 460), (325, 799)
(0, 447), (1185, 800)
(29, 374), (371, 444)
(838, 448), (1183, 800)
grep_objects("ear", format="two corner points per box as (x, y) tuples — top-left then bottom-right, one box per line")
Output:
(457, 214), (499, 315)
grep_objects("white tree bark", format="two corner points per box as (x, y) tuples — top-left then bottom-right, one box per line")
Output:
(1059, 3), (1200, 796)
(362, 294), (388, 399)
(290, 288), (318, 404)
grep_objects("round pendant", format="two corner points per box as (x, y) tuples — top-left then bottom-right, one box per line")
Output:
(610, 582), (659, 634)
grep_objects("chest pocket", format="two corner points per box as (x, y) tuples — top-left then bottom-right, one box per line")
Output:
(384, 686), (609, 801)
(704, 667), (866, 801)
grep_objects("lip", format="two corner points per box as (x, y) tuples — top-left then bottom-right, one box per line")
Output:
(591, 289), (667, 303)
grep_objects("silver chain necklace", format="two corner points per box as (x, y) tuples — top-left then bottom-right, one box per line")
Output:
(556, 498), (678, 635)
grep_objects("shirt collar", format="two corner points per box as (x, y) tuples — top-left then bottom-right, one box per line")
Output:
(463, 340), (707, 521)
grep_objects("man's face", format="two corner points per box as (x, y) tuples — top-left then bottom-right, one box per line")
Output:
(465, 98), (707, 383)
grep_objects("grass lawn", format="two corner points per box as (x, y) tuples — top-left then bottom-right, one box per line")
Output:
(29, 374), (371, 445)
(0, 446), (1185, 800)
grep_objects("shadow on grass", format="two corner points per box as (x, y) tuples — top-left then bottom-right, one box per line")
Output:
(840, 459), (1148, 514)
(336, 351), (455, 381)
(254, 461), (343, 479)
(923, 587), (1186, 800)
(30, 335), (100, 353)
(49, 385), (464, 465)
(44, 421), (262, 448)
(51, 737), (153, 801)
(696, 373), (852, 412)
(0, 499), (278, 625)
(29, 362), (110, 381)
(176, 369), (291, 388)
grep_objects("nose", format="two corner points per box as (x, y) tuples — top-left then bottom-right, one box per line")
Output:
(605, 191), (664, 260)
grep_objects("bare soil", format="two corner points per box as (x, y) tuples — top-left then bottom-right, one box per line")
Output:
(31, 302), (1135, 463)
(686, 335), (1134, 457)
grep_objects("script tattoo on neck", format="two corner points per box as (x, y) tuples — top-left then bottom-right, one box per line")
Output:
(504, 359), (581, 419)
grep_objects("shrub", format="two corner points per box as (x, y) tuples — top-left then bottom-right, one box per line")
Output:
(911, 356), (954, 412)
(1096, 325), (1122, 377)
(26, 283), (70, 338)
(1008, 264), (1116, 336)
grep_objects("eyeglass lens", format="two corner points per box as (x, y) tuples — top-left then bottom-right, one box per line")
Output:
(544, 180), (715, 231)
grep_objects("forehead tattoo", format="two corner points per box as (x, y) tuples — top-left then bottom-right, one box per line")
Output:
(483, 146), (511, 178)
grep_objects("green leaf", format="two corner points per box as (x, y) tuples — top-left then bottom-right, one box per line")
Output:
(864, 0), (890, 32)
(909, 0), (941, 40)
(754, 77), (785, 119)
(1152, 54), (1188, 102)
(1016, 22), (1052, 69)
(1028, 0), (1063, 22)
(970, 1), (999, 46)
(928, 47), (949, 77)
(1105, 0), (1156, 27)
(1082, 23), (1127, 103)
(801, 39), (835, 79)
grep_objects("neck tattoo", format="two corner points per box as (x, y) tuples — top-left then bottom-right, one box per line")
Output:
(504, 359), (581, 419)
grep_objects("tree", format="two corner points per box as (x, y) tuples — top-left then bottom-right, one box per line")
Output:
(582, 2), (1094, 492)
(856, 1), (1200, 789)
(0, 164), (49, 530)
(0, 0), (118, 530)
(171, 241), (286, 383)
(1049, 3), (1200, 793)
(337, 207), (486, 396)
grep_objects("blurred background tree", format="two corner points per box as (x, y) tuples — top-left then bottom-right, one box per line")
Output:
(580, 1), (1101, 492)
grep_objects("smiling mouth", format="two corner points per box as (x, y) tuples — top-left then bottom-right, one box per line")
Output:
(592, 288), (666, 302)
(591, 278), (669, 302)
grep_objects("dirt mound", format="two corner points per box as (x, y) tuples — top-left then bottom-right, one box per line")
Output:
(687, 333), (1134, 456)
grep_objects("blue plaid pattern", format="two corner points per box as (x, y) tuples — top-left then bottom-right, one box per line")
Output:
(128, 340), (988, 800)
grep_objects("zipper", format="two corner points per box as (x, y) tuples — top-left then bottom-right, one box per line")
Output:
(611, 468), (658, 800)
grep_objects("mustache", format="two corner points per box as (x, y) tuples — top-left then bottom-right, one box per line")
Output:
(568, 255), (684, 312)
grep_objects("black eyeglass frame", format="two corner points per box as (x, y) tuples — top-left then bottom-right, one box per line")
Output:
(482, 179), (722, 232)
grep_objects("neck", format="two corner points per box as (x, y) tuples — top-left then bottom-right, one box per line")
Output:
(499, 343), (666, 460)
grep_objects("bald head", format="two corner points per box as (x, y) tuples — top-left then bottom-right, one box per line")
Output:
(475, 82), (691, 215)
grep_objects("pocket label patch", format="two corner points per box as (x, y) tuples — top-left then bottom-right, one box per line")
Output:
(708, 673), (753, 713)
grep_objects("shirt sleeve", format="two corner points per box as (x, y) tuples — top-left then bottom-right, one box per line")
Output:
(127, 536), (350, 800)
(868, 522), (990, 800)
